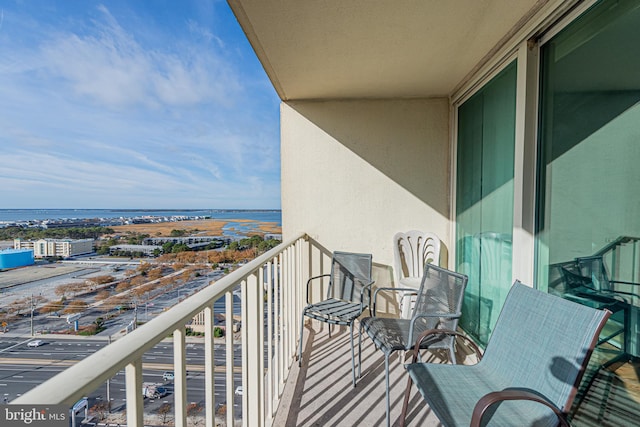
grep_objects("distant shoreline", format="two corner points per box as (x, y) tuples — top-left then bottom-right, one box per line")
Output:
(0, 208), (282, 226)
(111, 218), (281, 237)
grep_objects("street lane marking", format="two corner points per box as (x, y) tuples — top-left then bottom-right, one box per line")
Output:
(0, 340), (33, 354)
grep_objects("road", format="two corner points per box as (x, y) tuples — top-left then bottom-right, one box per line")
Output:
(7, 269), (238, 338)
(0, 336), (243, 421)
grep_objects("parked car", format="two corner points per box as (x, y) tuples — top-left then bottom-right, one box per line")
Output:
(162, 371), (174, 381)
(234, 386), (243, 396)
(27, 340), (44, 348)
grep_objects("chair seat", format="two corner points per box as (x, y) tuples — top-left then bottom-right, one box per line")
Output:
(361, 317), (452, 355)
(303, 298), (363, 325)
(406, 363), (559, 427)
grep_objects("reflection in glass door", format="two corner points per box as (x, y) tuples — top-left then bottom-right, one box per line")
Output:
(456, 62), (517, 346)
(536, 0), (640, 359)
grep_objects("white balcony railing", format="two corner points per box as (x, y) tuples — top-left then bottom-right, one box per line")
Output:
(14, 233), (324, 427)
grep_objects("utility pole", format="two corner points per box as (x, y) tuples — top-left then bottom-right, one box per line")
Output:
(30, 294), (34, 337)
(133, 303), (138, 330)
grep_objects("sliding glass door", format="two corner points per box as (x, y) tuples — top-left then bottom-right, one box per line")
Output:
(536, 0), (640, 357)
(456, 62), (517, 345)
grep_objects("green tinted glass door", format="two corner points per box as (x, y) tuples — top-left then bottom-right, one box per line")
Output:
(456, 62), (517, 345)
(536, 0), (640, 358)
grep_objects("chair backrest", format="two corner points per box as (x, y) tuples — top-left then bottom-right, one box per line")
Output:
(482, 281), (610, 412)
(393, 231), (441, 283)
(328, 251), (373, 304)
(413, 264), (468, 330)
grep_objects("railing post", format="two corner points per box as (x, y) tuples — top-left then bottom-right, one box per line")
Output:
(225, 289), (235, 426)
(125, 358), (143, 427)
(266, 259), (274, 421)
(245, 273), (264, 427)
(282, 247), (296, 362)
(278, 252), (285, 389)
(174, 326), (187, 427)
(204, 305), (215, 427)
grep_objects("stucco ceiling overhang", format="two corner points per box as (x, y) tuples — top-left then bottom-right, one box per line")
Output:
(228, 0), (547, 101)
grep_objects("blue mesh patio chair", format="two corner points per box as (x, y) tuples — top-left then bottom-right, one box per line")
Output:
(399, 281), (611, 427)
(298, 251), (374, 387)
(359, 264), (468, 426)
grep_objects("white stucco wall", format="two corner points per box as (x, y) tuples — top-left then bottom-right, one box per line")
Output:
(281, 98), (451, 286)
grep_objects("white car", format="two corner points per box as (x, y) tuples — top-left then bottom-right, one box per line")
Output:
(27, 340), (44, 347)
(234, 386), (243, 396)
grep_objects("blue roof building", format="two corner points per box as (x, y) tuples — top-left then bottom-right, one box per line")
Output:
(0, 248), (35, 270)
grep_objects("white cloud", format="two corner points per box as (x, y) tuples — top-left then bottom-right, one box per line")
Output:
(0, 2), (280, 209)
(40, 5), (241, 110)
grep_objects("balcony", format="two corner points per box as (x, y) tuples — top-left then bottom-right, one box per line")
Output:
(14, 234), (640, 426)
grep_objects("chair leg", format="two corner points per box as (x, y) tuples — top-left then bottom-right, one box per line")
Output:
(399, 366), (413, 427)
(298, 312), (306, 367)
(357, 322), (363, 378)
(350, 322), (356, 387)
(385, 353), (391, 427)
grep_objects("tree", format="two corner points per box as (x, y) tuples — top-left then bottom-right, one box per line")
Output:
(157, 403), (172, 425)
(63, 300), (87, 314)
(89, 275), (114, 285)
(187, 402), (203, 426)
(55, 283), (76, 299)
(94, 317), (105, 329)
(90, 401), (109, 421)
(39, 301), (64, 315)
(95, 290), (111, 301)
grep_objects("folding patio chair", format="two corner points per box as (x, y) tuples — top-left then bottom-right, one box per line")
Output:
(298, 251), (374, 387)
(400, 281), (611, 427)
(359, 263), (468, 426)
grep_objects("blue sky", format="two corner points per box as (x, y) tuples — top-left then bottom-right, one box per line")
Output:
(0, 0), (281, 209)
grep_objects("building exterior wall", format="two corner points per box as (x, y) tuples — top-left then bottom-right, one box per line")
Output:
(14, 238), (93, 258)
(0, 249), (35, 269)
(281, 98), (451, 286)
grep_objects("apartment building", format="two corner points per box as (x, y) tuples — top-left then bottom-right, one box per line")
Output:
(14, 238), (94, 258)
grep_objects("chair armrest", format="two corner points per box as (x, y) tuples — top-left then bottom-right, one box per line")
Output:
(470, 389), (569, 427)
(408, 313), (461, 343)
(609, 279), (640, 287)
(305, 274), (331, 304)
(371, 287), (420, 316)
(410, 329), (483, 363)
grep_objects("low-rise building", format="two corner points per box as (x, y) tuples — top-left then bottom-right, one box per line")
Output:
(0, 248), (35, 269)
(14, 238), (94, 258)
(109, 244), (161, 257)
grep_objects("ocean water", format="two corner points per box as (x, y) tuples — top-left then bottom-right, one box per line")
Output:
(0, 209), (281, 226)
